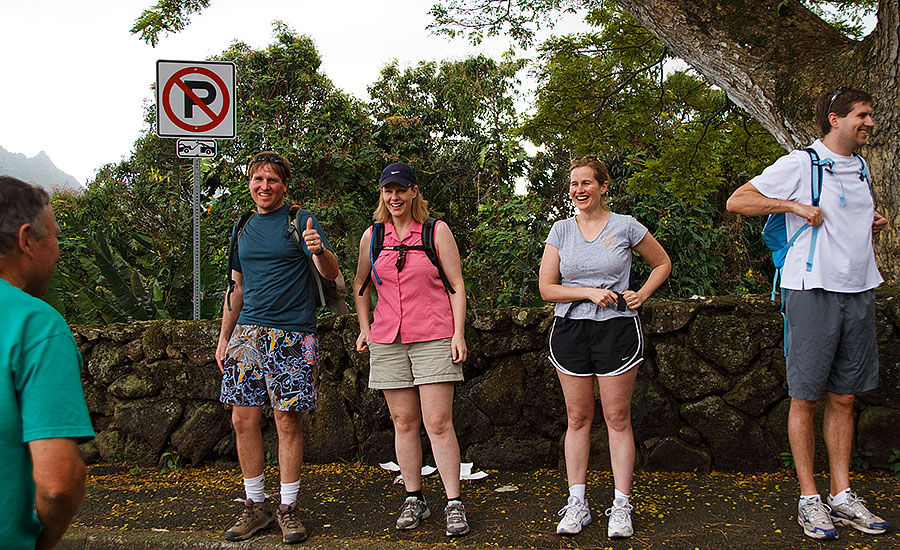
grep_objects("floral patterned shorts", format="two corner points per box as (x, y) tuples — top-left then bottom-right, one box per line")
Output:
(220, 324), (318, 411)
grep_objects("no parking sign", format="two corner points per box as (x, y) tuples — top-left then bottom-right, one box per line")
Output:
(156, 60), (235, 139)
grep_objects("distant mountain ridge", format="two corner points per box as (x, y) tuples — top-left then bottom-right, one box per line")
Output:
(0, 145), (83, 192)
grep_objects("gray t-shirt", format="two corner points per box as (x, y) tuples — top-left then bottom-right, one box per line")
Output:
(545, 213), (648, 321)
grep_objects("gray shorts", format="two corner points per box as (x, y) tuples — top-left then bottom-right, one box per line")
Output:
(784, 288), (878, 400)
(367, 337), (463, 390)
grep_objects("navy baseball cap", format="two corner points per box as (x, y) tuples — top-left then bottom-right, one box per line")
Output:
(380, 162), (417, 188)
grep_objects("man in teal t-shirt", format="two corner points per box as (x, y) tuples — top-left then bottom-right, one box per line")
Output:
(0, 176), (94, 550)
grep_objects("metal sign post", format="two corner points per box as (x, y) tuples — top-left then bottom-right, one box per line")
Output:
(192, 158), (201, 320)
(156, 60), (236, 319)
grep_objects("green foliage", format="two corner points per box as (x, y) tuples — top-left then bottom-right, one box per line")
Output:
(464, 193), (553, 307)
(889, 449), (900, 478)
(159, 451), (182, 474)
(850, 449), (872, 471)
(780, 451), (795, 469)
(429, 0), (581, 48)
(801, 0), (876, 39)
(367, 54), (529, 255)
(131, 0), (211, 47)
(265, 451), (278, 467)
(431, 0), (877, 49)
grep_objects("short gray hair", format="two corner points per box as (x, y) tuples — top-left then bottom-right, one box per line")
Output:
(0, 176), (51, 259)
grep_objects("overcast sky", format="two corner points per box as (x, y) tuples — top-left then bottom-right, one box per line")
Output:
(0, 0), (586, 184)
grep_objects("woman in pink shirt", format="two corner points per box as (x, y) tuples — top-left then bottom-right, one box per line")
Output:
(353, 162), (469, 537)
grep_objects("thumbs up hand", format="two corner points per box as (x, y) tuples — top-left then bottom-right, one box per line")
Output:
(302, 216), (324, 255)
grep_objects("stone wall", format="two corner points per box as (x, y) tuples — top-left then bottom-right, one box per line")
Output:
(75, 289), (900, 472)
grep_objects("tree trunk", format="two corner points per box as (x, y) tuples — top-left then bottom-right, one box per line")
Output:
(615, 0), (900, 284)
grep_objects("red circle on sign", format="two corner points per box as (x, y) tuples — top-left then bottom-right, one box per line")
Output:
(162, 66), (230, 133)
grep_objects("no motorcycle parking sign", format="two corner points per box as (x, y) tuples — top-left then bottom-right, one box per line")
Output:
(156, 60), (235, 139)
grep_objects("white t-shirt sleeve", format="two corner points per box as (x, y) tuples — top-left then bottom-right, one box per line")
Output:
(750, 151), (805, 202)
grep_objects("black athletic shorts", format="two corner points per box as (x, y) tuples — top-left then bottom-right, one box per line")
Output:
(548, 315), (644, 376)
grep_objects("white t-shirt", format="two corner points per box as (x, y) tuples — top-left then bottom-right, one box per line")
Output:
(750, 139), (882, 292)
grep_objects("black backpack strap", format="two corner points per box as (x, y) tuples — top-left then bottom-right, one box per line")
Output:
(422, 217), (455, 294)
(358, 223), (385, 296)
(225, 211), (255, 311)
(562, 293), (626, 318)
(853, 153), (874, 196)
(288, 205), (328, 308)
(803, 148), (824, 207)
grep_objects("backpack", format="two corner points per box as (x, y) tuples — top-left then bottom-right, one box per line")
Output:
(357, 217), (455, 296)
(225, 206), (349, 314)
(761, 148), (826, 302)
(761, 147), (872, 355)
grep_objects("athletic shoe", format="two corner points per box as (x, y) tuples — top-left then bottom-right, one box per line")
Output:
(444, 500), (471, 536)
(606, 498), (634, 538)
(224, 498), (274, 541)
(828, 492), (890, 535)
(797, 498), (838, 539)
(275, 501), (308, 544)
(395, 496), (431, 530)
(557, 496), (592, 535)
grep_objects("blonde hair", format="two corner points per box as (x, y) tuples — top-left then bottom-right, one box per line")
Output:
(373, 185), (430, 224)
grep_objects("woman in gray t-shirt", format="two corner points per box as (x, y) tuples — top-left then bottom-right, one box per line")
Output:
(539, 156), (671, 538)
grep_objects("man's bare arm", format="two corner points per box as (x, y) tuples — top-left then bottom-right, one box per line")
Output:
(29, 438), (86, 550)
(727, 182), (823, 226)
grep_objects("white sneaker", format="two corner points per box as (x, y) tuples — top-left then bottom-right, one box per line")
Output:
(606, 498), (633, 538)
(556, 496), (591, 535)
(827, 492), (890, 535)
(797, 497), (837, 539)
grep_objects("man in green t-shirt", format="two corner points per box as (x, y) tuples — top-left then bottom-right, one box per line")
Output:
(0, 176), (95, 550)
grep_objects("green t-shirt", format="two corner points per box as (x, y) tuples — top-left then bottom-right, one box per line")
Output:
(0, 279), (94, 549)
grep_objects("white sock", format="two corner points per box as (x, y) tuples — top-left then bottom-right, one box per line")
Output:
(281, 479), (301, 506)
(800, 493), (821, 503)
(568, 484), (586, 503)
(243, 473), (265, 503)
(830, 487), (851, 506)
(614, 488), (630, 504)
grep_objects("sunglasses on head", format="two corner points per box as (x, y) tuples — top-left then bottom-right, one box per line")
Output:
(252, 153), (286, 166)
(826, 86), (849, 115)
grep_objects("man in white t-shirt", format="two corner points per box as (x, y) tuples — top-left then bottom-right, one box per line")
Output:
(727, 87), (889, 540)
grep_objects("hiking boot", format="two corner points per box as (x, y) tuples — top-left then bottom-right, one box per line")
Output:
(605, 498), (634, 538)
(556, 496), (591, 535)
(276, 501), (308, 544)
(444, 500), (470, 536)
(797, 498), (838, 539)
(395, 496), (430, 530)
(224, 499), (274, 541)
(828, 492), (890, 535)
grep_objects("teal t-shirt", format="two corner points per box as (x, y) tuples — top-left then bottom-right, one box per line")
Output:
(233, 203), (331, 333)
(0, 278), (94, 550)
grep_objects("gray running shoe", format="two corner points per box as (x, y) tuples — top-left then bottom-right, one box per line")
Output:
(828, 492), (890, 535)
(445, 500), (471, 536)
(556, 496), (592, 535)
(797, 498), (838, 539)
(276, 501), (308, 544)
(605, 498), (633, 538)
(224, 499), (274, 541)
(395, 496), (431, 530)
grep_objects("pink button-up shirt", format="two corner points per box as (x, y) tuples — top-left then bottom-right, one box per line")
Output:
(368, 220), (455, 344)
